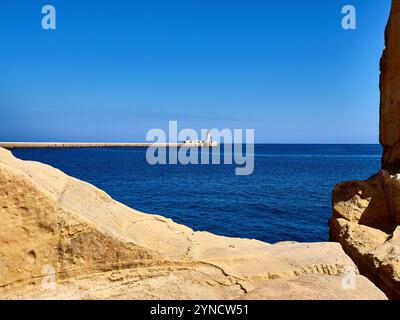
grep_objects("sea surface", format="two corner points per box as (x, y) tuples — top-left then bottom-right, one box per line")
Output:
(12, 144), (381, 243)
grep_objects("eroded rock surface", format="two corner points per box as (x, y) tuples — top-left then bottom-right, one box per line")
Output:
(0, 147), (385, 300)
(330, 0), (400, 300)
(331, 171), (400, 299)
(381, 0), (400, 173)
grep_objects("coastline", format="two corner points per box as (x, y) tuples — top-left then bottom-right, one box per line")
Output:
(0, 147), (386, 299)
(0, 142), (194, 148)
(1, 0), (398, 304)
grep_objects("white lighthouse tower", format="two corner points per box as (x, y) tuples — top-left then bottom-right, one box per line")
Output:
(206, 130), (211, 144)
(205, 130), (217, 147)
(183, 130), (217, 147)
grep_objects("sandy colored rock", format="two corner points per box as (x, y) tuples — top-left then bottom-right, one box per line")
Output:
(0, 147), (385, 300)
(380, 0), (400, 173)
(332, 173), (392, 230)
(330, 1), (400, 299)
(241, 274), (386, 300)
(330, 215), (400, 299)
(330, 171), (400, 299)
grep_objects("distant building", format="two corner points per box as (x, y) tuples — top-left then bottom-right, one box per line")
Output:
(183, 130), (217, 147)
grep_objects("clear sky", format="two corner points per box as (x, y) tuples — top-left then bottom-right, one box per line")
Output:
(0, 0), (391, 143)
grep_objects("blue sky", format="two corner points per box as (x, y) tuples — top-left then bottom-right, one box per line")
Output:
(0, 0), (391, 143)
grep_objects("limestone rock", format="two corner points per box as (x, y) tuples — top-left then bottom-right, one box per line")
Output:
(380, 0), (400, 173)
(0, 147), (386, 300)
(330, 216), (400, 299)
(332, 172), (391, 229)
(330, 1), (400, 299)
(330, 171), (400, 299)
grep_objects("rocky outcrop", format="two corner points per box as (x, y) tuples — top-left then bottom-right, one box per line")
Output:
(0, 147), (385, 299)
(381, 0), (400, 173)
(330, 0), (400, 300)
(330, 171), (400, 299)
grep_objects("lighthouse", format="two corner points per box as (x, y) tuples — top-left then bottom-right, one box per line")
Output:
(206, 130), (212, 145)
(183, 130), (217, 147)
(205, 130), (217, 147)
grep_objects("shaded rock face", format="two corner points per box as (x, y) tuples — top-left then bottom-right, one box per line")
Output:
(330, 171), (400, 299)
(381, 0), (400, 173)
(330, 0), (400, 299)
(0, 147), (386, 300)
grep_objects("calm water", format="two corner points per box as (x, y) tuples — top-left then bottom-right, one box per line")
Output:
(12, 144), (381, 243)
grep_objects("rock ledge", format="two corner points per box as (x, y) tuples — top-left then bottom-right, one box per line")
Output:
(0, 147), (385, 300)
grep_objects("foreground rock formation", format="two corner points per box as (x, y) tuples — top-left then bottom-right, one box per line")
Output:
(330, 0), (400, 300)
(330, 171), (400, 299)
(0, 147), (385, 299)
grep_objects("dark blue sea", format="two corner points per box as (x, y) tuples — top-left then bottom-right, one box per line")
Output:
(11, 144), (381, 243)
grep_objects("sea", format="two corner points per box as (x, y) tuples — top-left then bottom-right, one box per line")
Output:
(11, 144), (381, 243)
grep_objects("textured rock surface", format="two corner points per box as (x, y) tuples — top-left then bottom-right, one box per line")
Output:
(330, 0), (400, 300)
(0, 147), (385, 300)
(381, 0), (400, 173)
(330, 171), (400, 299)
